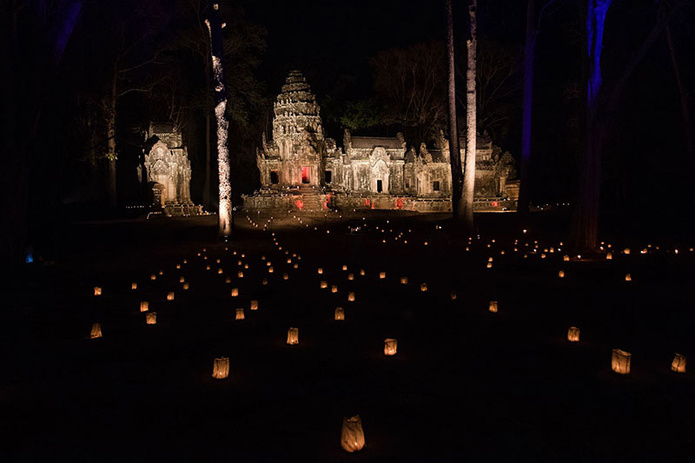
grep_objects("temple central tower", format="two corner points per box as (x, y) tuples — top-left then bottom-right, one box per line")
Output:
(258, 70), (328, 187)
(272, 70), (324, 159)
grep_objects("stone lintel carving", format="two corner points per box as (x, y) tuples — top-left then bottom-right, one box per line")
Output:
(369, 147), (389, 167)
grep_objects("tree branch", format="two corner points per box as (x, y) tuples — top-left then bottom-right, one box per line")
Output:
(604, 0), (684, 118)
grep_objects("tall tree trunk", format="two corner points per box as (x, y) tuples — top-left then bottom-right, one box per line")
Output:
(106, 73), (118, 208)
(446, 0), (464, 222)
(461, 0), (477, 231)
(570, 0), (679, 252)
(204, 110), (212, 208)
(203, 62), (212, 210)
(570, 0), (611, 252)
(662, 3), (694, 159)
(518, 0), (536, 216)
(89, 121), (102, 200)
(206, 3), (232, 237)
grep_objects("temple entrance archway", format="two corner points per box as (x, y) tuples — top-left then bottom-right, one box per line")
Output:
(369, 147), (390, 194)
(370, 159), (389, 194)
(147, 182), (166, 208)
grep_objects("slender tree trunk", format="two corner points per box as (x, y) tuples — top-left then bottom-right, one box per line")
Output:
(570, 0), (611, 252)
(663, 5), (694, 158)
(518, 0), (536, 216)
(203, 62), (212, 210)
(461, 0), (477, 231)
(446, 0), (464, 222)
(106, 73), (118, 208)
(89, 123), (102, 199)
(206, 4), (232, 237)
(572, 127), (605, 251)
(204, 110), (212, 208)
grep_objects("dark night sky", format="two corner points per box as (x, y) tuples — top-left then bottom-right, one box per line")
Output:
(240, 0), (524, 99)
(241, 0), (448, 94)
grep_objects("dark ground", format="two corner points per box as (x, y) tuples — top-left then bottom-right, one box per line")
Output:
(2, 210), (694, 462)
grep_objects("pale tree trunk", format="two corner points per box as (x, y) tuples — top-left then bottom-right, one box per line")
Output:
(518, 0), (536, 216)
(461, 0), (477, 231)
(662, 3), (694, 158)
(206, 4), (232, 237)
(106, 73), (118, 208)
(446, 0), (464, 222)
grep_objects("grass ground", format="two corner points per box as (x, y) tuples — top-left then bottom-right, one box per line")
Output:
(2, 210), (694, 461)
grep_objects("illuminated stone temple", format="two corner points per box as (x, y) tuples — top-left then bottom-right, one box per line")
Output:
(243, 70), (519, 212)
(141, 122), (202, 216)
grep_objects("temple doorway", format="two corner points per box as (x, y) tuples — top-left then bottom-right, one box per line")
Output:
(301, 167), (310, 184)
(147, 182), (166, 208)
(370, 159), (389, 194)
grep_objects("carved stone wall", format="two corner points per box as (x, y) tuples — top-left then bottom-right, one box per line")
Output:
(247, 70), (518, 213)
(143, 123), (199, 215)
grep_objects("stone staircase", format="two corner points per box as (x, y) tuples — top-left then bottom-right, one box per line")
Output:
(298, 187), (324, 212)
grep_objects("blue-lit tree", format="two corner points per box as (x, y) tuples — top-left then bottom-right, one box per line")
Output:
(570, 0), (687, 251)
(570, 0), (610, 252)
(1, 0), (83, 266)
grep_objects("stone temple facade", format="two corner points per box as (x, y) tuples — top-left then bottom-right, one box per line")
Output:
(243, 70), (518, 213)
(141, 123), (202, 216)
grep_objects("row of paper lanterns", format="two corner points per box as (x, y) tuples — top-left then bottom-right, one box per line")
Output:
(93, 215), (691, 454)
